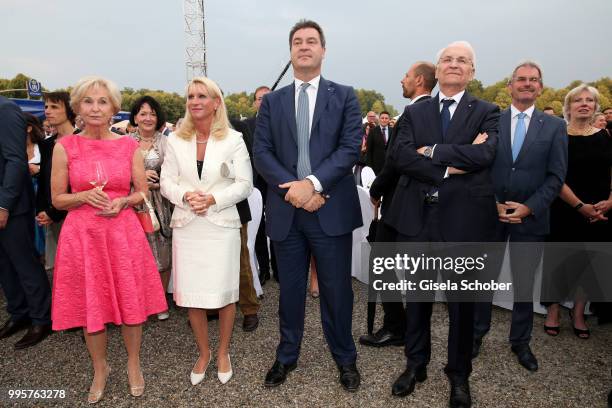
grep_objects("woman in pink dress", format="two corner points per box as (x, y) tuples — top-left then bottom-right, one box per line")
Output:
(50, 76), (167, 403)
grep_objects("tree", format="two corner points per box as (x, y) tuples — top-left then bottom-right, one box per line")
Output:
(224, 92), (255, 119)
(467, 79), (484, 98)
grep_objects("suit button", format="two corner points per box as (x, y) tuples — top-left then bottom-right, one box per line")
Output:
(511, 167), (515, 171)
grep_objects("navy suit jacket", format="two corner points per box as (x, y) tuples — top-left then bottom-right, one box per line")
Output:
(253, 77), (363, 241)
(0, 96), (33, 217)
(386, 92), (500, 241)
(492, 108), (567, 235)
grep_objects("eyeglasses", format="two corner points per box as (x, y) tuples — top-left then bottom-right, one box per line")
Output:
(438, 56), (472, 66)
(513, 76), (542, 84)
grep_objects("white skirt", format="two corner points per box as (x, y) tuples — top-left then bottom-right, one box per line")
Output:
(172, 216), (240, 309)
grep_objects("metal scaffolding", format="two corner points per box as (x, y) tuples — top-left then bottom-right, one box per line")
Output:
(183, 0), (207, 81)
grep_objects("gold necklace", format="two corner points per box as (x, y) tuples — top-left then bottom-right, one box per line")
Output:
(567, 123), (594, 135)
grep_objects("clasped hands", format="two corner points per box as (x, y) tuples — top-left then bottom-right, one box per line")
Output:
(416, 132), (488, 175)
(578, 201), (609, 223)
(83, 187), (128, 217)
(184, 191), (216, 215)
(497, 201), (532, 224)
(279, 179), (325, 212)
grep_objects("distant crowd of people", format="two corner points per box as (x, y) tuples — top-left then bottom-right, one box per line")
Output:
(0, 18), (610, 407)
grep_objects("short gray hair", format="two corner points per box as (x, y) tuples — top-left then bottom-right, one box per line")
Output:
(563, 84), (600, 122)
(508, 61), (544, 85)
(70, 76), (122, 115)
(436, 40), (476, 68)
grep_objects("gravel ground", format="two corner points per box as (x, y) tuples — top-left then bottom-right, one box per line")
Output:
(0, 278), (610, 407)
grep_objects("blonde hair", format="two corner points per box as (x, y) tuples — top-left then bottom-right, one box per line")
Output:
(70, 76), (122, 115)
(175, 77), (230, 140)
(563, 84), (600, 122)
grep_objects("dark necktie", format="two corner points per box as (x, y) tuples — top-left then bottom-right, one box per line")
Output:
(441, 98), (455, 140)
(382, 127), (387, 144)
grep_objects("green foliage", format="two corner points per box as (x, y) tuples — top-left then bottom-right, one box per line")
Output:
(354, 88), (398, 117)
(2, 73), (611, 121)
(224, 92), (255, 120)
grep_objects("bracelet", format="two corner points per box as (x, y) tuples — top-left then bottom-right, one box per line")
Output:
(574, 202), (584, 211)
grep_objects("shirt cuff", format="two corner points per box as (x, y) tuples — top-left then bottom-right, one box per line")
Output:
(306, 175), (323, 193)
(443, 167), (449, 179)
(431, 144), (437, 157)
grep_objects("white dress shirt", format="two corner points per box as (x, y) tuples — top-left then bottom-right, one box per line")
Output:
(294, 76), (323, 191)
(510, 104), (535, 145)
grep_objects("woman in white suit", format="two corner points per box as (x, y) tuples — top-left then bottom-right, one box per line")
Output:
(160, 77), (252, 386)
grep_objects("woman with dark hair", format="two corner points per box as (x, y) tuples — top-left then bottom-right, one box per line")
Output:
(129, 96), (172, 320)
(24, 113), (46, 259)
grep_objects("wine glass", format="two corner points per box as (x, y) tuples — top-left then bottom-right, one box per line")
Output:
(89, 161), (108, 190)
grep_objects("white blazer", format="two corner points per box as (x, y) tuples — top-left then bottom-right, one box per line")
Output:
(160, 128), (253, 229)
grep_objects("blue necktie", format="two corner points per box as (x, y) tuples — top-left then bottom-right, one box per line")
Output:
(440, 98), (455, 140)
(296, 83), (311, 179)
(512, 112), (527, 162)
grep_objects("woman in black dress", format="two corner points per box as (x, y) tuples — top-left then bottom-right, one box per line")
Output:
(543, 84), (612, 339)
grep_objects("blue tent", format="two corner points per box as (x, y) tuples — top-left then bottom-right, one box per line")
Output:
(11, 98), (45, 119)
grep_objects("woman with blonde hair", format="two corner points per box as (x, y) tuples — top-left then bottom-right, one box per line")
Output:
(51, 76), (167, 403)
(160, 77), (252, 386)
(543, 84), (612, 339)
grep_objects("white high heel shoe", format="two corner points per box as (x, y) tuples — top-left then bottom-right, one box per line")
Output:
(190, 352), (212, 386)
(217, 355), (233, 384)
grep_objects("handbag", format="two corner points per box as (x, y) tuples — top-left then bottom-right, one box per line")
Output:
(136, 192), (160, 234)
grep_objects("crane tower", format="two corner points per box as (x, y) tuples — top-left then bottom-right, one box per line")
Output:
(183, 0), (207, 81)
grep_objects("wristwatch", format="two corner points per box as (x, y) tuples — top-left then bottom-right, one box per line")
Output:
(423, 146), (433, 158)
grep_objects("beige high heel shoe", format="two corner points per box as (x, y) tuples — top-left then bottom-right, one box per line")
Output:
(127, 368), (145, 397)
(88, 364), (111, 404)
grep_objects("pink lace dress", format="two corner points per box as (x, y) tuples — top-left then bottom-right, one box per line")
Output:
(51, 135), (167, 333)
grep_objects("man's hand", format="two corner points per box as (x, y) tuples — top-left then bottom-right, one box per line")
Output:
(0, 209), (8, 230)
(302, 193), (326, 212)
(498, 201), (532, 224)
(279, 179), (315, 208)
(472, 132), (488, 144)
(416, 146), (428, 156)
(370, 196), (380, 207)
(448, 167), (467, 175)
(36, 211), (53, 226)
(496, 202), (510, 218)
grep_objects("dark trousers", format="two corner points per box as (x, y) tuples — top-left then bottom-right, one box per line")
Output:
(397, 203), (473, 380)
(373, 220), (405, 335)
(0, 213), (51, 325)
(273, 210), (356, 366)
(473, 225), (543, 345)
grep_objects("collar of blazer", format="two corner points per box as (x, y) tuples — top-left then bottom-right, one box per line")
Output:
(280, 77), (335, 146)
(431, 91), (477, 143)
(500, 107), (545, 163)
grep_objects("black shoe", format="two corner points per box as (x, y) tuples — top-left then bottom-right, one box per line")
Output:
(359, 328), (404, 348)
(243, 314), (259, 332)
(14, 324), (51, 349)
(338, 363), (360, 392)
(449, 378), (472, 408)
(0, 318), (30, 339)
(471, 336), (483, 359)
(511, 344), (538, 372)
(391, 367), (427, 397)
(264, 360), (297, 387)
(259, 271), (270, 286)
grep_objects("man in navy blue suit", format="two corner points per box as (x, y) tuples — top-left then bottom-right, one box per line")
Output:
(253, 20), (363, 392)
(472, 62), (567, 371)
(387, 41), (500, 407)
(0, 96), (52, 349)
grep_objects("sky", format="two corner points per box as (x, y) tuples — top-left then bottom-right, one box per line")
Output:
(3, 0), (611, 111)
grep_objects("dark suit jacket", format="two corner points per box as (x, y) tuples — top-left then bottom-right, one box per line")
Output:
(230, 118), (252, 224)
(36, 135), (67, 222)
(371, 96), (431, 214)
(386, 92), (500, 241)
(492, 108), (567, 235)
(366, 125), (390, 174)
(0, 96), (32, 217)
(253, 77), (363, 241)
